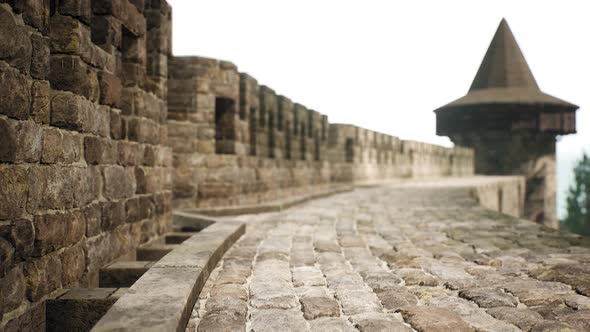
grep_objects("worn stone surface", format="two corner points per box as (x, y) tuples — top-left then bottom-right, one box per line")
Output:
(459, 287), (518, 308)
(486, 307), (545, 331)
(400, 306), (475, 332)
(185, 181), (590, 332)
(0, 0), (174, 328)
(300, 296), (340, 320)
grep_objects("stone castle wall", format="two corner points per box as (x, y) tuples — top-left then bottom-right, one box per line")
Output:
(0, 0), (473, 328)
(450, 132), (557, 228)
(167, 57), (474, 209)
(0, 0), (173, 328)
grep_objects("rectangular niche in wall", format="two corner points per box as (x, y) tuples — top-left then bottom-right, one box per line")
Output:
(249, 107), (257, 156)
(345, 138), (354, 162)
(215, 97), (236, 154)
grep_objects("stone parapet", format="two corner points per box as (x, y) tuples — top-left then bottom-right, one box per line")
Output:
(167, 56), (474, 209)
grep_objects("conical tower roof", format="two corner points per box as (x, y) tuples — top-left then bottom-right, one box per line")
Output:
(435, 19), (577, 112)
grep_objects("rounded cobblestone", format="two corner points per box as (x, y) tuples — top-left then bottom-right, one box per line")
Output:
(187, 182), (590, 332)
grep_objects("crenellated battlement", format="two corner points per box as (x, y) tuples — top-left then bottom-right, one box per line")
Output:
(166, 54), (474, 208)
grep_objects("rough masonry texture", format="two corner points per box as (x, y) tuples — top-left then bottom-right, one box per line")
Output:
(0, 0), (473, 328)
(0, 1), (583, 331)
(186, 179), (590, 332)
(435, 19), (578, 229)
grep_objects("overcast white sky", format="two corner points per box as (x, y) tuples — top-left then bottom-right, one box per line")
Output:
(167, 0), (589, 217)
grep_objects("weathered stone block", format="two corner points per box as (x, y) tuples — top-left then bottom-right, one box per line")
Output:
(33, 211), (84, 256)
(49, 55), (93, 99)
(0, 265), (25, 313)
(0, 166), (28, 220)
(0, 219), (34, 261)
(84, 136), (117, 165)
(156, 192), (171, 214)
(139, 195), (155, 220)
(27, 166), (76, 212)
(60, 244), (86, 286)
(91, 15), (122, 48)
(50, 91), (88, 131)
(30, 80), (50, 124)
(0, 238), (15, 277)
(125, 197), (141, 223)
(0, 62), (31, 120)
(0, 117), (17, 162)
(135, 166), (162, 194)
(117, 141), (143, 166)
(30, 34), (49, 79)
(57, 0), (92, 24)
(103, 166), (136, 199)
(88, 105), (111, 138)
(141, 92), (163, 120)
(11, 0), (50, 33)
(121, 87), (140, 115)
(147, 52), (167, 77)
(50, 14), (91, 54)
(300, 296), (340, 320)
(24, 253), (62, 302)
(146, 25), (169, 52)
(92, 0), (126, 18)
(0, 4), (32, 74)
(101, 200), (126, 231)
(87, 66), (101, 103)
(42, 128), (83, 164)
(99, 70), (123, 107)
(14, 120), (42, 163)
(122, 33), (147, 65)
(83, 203), (102, 237)
(76, 166), (101, 207)
(143, 145), (157, 166)
(127, 118), (159, 144)
(125, 1), (146, 36)
(110, 108), (123, 139)
(400, 306), (475, 332)
(2, 300), (46, 331)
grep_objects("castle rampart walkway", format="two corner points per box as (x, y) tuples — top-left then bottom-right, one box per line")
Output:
(184, 178), (590, 332)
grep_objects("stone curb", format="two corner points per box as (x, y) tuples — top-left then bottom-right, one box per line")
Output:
(91, 215), (245, 332)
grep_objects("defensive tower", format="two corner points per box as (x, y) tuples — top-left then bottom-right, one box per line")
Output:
(435, 19), (578, 228)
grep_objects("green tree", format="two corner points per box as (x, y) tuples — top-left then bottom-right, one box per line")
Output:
(561, 153), (590, 236)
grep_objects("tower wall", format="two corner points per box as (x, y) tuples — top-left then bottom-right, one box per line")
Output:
(450, 132), (556, 227)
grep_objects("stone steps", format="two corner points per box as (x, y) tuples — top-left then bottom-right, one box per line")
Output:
(90, 213), (245, 331)
(46, 288), (128, 332)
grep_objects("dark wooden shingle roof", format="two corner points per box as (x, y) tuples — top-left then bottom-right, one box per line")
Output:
(436, 19), (578, 112)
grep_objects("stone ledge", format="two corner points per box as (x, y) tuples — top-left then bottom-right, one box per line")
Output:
(186, 184), (353, 216)
(91, 215), (245, 332)
(376, 176), (526, 218)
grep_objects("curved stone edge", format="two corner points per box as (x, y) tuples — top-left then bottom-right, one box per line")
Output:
(187, 184), (353, 216)
(90, 215), (245, 332)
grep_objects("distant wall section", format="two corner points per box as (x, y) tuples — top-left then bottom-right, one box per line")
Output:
(167, 56), (474, 209)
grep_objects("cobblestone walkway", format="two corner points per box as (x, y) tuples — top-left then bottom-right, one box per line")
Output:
(187, 181), (590, 332)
